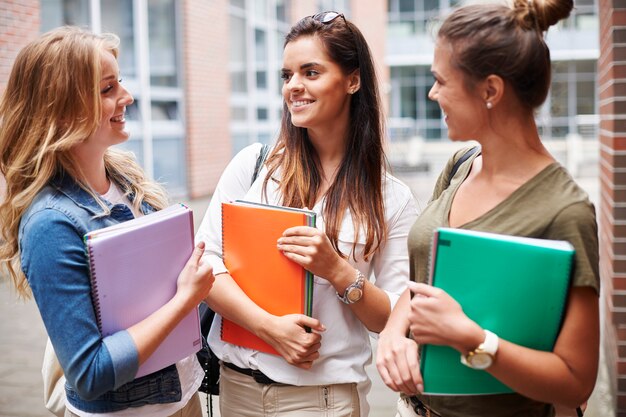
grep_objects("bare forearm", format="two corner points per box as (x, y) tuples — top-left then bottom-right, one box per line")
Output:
(204, 272), (270, 335)
(127, 293), (195, 365)
(330, 261), (391, 332)
(381, 288), (412, 336)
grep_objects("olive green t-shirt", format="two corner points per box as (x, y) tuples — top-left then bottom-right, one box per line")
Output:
(407, 148), (600, 417)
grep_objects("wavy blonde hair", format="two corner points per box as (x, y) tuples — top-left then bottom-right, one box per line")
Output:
(0, 27), (167, 298)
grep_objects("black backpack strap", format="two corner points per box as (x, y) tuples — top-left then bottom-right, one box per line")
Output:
(251, 144), (270, 185)
(447, 145), (480, 187)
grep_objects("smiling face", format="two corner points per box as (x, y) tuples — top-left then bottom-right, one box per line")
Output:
(428, 41), (488, 141)
(75, 49), (133, 156)
(281, 35), (356, 133)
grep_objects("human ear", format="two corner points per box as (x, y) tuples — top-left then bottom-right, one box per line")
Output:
(483, 74), (504, 108)
(347, 70), (361, 95)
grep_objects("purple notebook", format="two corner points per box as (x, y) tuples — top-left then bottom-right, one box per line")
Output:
(84, 204), (201, 378)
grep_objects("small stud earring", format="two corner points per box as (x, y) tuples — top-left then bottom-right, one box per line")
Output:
(486, 102), (493, 110)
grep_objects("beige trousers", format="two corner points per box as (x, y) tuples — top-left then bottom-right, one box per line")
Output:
(219, 363), (360, 417)
(63, 392), (202, 417)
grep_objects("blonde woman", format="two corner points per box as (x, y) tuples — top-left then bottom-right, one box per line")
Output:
(0, 27), (213, 415)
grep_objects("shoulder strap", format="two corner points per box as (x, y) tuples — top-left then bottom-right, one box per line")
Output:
(447, 146), (480, 187)
(251, 144), (270, 185)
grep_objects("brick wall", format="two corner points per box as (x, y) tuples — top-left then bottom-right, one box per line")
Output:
(0, 1), (39, 94)
(351, 0), (389, 116)
(182, 0), (231, 198)
(599, 0), (626, 414)
(0, 1), (40, 199)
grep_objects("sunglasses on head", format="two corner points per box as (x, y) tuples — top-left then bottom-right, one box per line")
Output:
(311, 11), (347, 24)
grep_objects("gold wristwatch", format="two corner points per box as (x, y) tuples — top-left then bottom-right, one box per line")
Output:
(460, 329), (499, 370)
(337, 269), (365, 304)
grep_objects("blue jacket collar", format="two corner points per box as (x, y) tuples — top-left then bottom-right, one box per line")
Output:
(50, 172), (153, 217)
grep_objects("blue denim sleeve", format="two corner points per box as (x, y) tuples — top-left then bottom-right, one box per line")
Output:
(20, 208), (139, 400)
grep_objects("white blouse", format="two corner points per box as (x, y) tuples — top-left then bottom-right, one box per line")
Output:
(195, 143), (419, 415)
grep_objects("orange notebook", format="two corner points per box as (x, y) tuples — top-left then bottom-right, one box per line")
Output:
(221, 201), (316, 355)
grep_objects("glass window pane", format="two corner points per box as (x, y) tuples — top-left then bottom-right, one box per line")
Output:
(230, 16), (247, 64)
(233, 133), (251, 154)
(257, 107), (269, 120)
(101, 0), (135, 79)
(148, 0), (178, 86)
(153, 137), (185, 190)
(276, 0), (289, 23)
(400, 85), (417, 118)
(424, 0), (438, 12)
(576, 81), (595, 114)
(254, 0), (268, 19)
(550, 81), (568, 117)
(255, 29), (267, 62)
(256, 71), (267, 89)
(116, 138), (143, 165)
(257, 132), (271, 144)
(232, 107), (247, 121)
(575, 60), (596, 74)
(41, 0), (89, 31)
(126, 101), (141, 121)
(399, 0), (415, 13)
(551, 125), (568, 138)
(151, 101), (179, 121)
(426, 127), (441, 140)
(425, 95), (440, 119)
(231, 71), (247, 93)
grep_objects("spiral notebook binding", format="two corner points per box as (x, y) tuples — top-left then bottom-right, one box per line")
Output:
(85, 239), (104, 332)
(220, 204), (227, 340)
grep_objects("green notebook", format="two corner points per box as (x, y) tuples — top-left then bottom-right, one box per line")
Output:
(419, 228), (574, 395)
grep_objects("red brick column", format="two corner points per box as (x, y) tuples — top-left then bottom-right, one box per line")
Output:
(0, 1), (40, 199)
(181, 0), (231, 198)
(599, 0), (626, 414)
(351, 1), (389, 115)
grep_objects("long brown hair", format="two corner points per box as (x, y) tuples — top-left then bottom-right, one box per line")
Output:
(0, 27), (167, 298)
(263, 13), (387, 261)
(437, 0), (573, 110)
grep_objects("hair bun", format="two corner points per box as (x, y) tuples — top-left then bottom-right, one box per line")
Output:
(513, 0), (573, 32)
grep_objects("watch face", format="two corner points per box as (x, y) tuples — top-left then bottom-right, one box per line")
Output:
(347, 287), (363, 303)
(467, 352), (493, 370)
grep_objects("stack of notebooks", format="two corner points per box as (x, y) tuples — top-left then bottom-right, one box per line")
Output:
(419, 227), (575, 395)
(84, 204), (202, 378)
(220, 200), (316, 355)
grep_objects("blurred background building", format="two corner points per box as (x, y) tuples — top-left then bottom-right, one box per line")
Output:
(0, 0), (599, 198)
(4, 0), (626, 416)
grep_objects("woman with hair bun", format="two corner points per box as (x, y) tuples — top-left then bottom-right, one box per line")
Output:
(376, 1), (599, 416)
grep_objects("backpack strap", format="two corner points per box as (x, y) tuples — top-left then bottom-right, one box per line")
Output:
(447, 146), (480, 188)
(251, 144), (270, 185)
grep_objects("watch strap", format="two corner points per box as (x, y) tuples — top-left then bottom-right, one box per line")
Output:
(336, 269), (365, 304)
(460, 329), (499, 368)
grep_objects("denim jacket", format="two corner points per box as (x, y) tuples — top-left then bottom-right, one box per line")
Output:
(19, 174), (182, 413)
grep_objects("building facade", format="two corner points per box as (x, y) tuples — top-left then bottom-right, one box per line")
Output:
(5, 0), (625, 414)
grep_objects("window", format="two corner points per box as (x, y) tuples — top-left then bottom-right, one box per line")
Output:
(388, 0), (454, 36)
(230, 15), (248, 93)
(390, 65), (444, 141)
(540, 60), (597, 139)
(101, 0), (135, 78)
(148, 0), (178, 87)
(41, 0), (89, 31)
